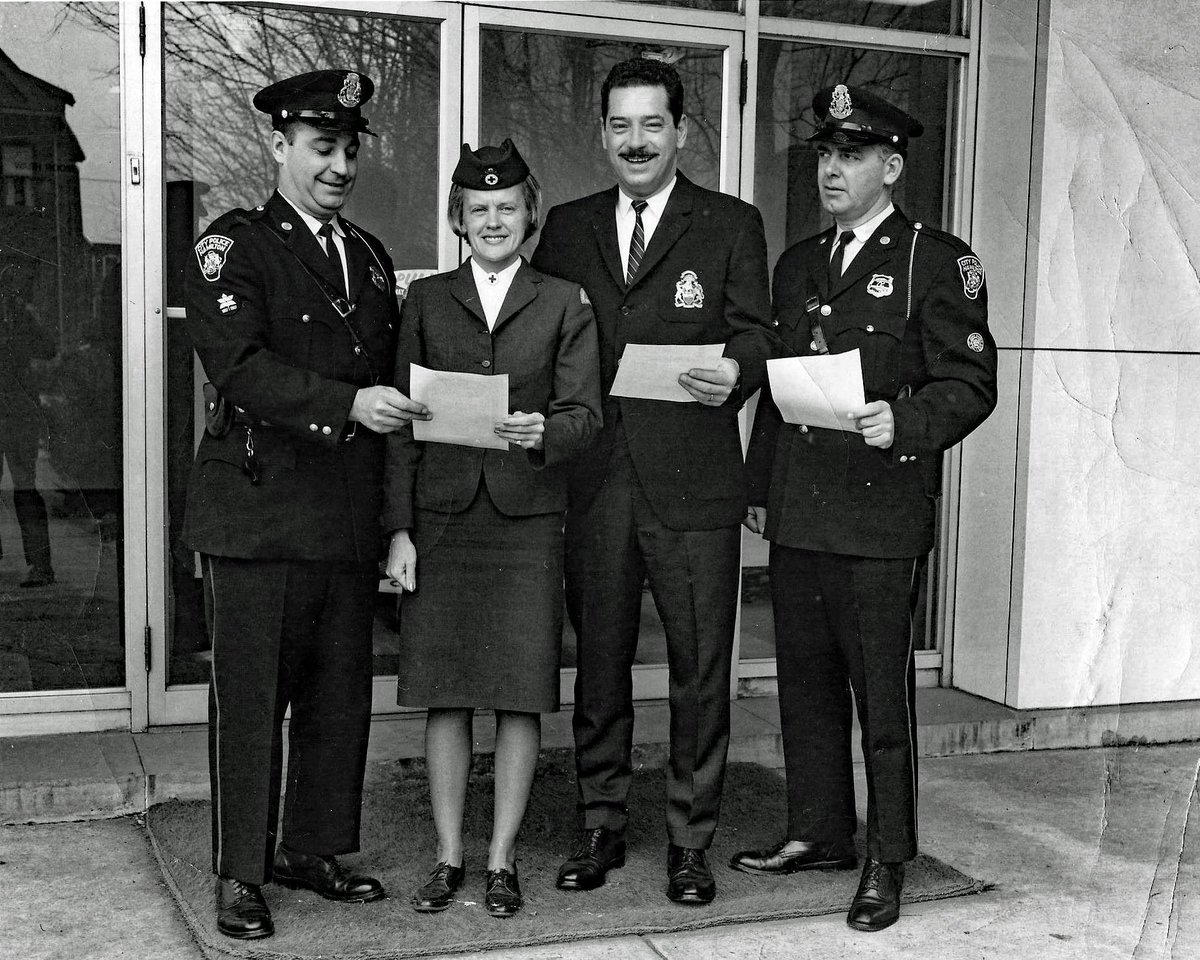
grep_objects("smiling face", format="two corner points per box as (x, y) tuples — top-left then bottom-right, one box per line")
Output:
(461, 185), (529, 272)
(272, 123), (359, 220)
(601, 84), (687, 199)
(815, 141), (903, 229)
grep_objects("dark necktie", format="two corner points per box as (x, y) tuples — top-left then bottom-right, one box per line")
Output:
(828, 229), (856, 287)
(318, 222), (346, 295)
(627, 200), (648, 285)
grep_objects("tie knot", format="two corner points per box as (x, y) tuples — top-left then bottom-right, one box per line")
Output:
(632, 200), (648, 215)
(837, 229), (855, 248)
(318, 222), (334, 241)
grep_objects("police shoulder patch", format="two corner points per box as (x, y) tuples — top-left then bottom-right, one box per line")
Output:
(195, 235), (234, 282)
(957, 255), (985, 300)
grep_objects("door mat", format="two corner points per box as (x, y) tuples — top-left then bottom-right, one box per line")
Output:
(145, 759), (988, 960)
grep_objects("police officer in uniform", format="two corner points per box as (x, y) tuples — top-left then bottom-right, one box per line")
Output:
(733, 85), (997, 932)
(182, 69), (428, 940)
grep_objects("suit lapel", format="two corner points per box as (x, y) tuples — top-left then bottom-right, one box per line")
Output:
(449, 261), (488, 325)
(831, 209), (908, 297)
(590, 187), (625, 291)
(492, 262), (539, 334)
(626, 174), (694, 292)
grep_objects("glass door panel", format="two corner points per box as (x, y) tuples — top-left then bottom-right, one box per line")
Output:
(0, 2), (125, 696)
(470, 11), (742, 684)
(158, 2), (446, 703)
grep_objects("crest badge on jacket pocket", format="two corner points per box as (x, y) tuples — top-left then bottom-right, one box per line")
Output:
(674, 270), (704, 309)
(866, 274), (894, 298)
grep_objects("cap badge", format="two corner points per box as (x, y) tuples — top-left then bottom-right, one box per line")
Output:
(957, 255), (985, 300)
(194, 235), (234, 282)
(967, 332), (986, 353)
(674, 270), (705, 309)
(483, 168), (500, 187)
(830, 84), (853, 120)
(338, 72), (362, 108)
(370, 264), (387, 291)
(866, 274), (894, 298)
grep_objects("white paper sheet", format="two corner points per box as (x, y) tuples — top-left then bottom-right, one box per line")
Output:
(767, 349), (866, 433)
(609, 343), (726, 403)
(410, 363), (510, 450)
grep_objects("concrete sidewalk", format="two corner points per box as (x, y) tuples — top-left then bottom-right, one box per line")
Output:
(3, 694), (1200, 959)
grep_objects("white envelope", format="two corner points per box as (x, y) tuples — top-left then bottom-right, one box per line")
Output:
(410, 363), (510, 450)
(609, 343), (726, 402)
(767, 349), (866, 433)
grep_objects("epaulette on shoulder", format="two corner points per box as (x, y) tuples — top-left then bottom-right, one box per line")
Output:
(204, 206), (261, 236)
(909, 220), (973, 255)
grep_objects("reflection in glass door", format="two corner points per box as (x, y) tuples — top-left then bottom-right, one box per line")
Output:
(0, 3), (125, 697)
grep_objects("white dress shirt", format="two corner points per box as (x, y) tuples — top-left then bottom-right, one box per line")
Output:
(616, 177), (677, 282)
(470, 257), (522, 331)
(279, 192), (350, 294)
(832, 202), (895, 274)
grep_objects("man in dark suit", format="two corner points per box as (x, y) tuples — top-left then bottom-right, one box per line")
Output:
(182, 70), (428, 940)
(733, 85), (998, 932)
(531, 56), (773, 905)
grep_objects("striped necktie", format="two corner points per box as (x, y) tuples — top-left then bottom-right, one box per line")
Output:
(626, 199), (648, 285)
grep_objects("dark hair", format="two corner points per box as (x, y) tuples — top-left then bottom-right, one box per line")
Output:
(601, 57), (685, 126)
(447, 173), (543, 243)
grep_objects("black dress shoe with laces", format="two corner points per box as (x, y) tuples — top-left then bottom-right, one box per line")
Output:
(730, 838), (858, 875)
(272, 844), (385, 902)
(485, 867), (522, 917)
(556, 827), (626, 890)
(216, 876), (273, 940)
(411, 861), (465, 913)
(666, 845), (716, 904)
(846, 859), (905, 932)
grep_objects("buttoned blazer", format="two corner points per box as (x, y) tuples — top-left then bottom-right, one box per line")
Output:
(381, 259), (602, 531)
(746, 207), (998, 558)
(181, 191), (399, 564)
(531, 173), (773, 531)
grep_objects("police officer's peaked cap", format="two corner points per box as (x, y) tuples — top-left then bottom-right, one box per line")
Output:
(451, 138), (530, 190)
(253, 70), (376, 136)
(808, 84), (924, 151)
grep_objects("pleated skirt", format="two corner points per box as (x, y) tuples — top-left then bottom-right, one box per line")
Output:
(396, 484), (563, 713)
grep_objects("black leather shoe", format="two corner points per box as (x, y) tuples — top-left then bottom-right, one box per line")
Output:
(556, 827), (626, 890)
(485, 867), (522, 918)
(730, 838), (857, 875)
(411, 861), (464, 913)
(666, 845), (716, 904)
(846, 859), (905, 932)
(216, 876), (273, 940)
(272, 845), (385, 902)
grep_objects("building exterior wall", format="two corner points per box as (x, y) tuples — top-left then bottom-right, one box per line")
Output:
(955, 0), (1200, 708)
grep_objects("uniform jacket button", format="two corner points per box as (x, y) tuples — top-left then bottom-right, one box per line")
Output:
(481, 359), (491, 368)
(866, 324), (875, 333)
(900, 455), (909, 462)
(620, 305), (631, 316)
(799, 424), (809, 434)
(309, 423), (318, 431)
(322, 425), (332, 435)
(810, 340), (819, 352)
(819, 304), (832, 316)
(910, 454), (918, 461)
(301, 314), (311, 323)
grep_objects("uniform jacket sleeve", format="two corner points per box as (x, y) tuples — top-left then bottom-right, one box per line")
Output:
(719, 202), (774, 402)
(534, 285), (601, 470)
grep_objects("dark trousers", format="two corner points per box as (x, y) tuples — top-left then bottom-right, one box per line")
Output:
(565, 434), (740, 850)
(769, 545), (919, 863)
(202, 555), (377, 884)
(1, 419), (52, 573)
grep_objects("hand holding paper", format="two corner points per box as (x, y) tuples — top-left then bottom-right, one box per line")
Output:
(609, 343), (726, 402)
(767, 349), (866, 433)
(410, 363), (510, 450)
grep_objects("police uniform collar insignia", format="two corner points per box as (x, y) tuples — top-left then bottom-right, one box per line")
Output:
(675, 270), (704, 309)
(338, 72), (362, 108)
(866, 274), (894, 298)
(957, 255), (985, 300)
(195, 235), (234, 282)
(370, 264), (387, 291)
(281, 221), (293, 231)
(879, 236), (891, 245)
(829, 84), (853, 120)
